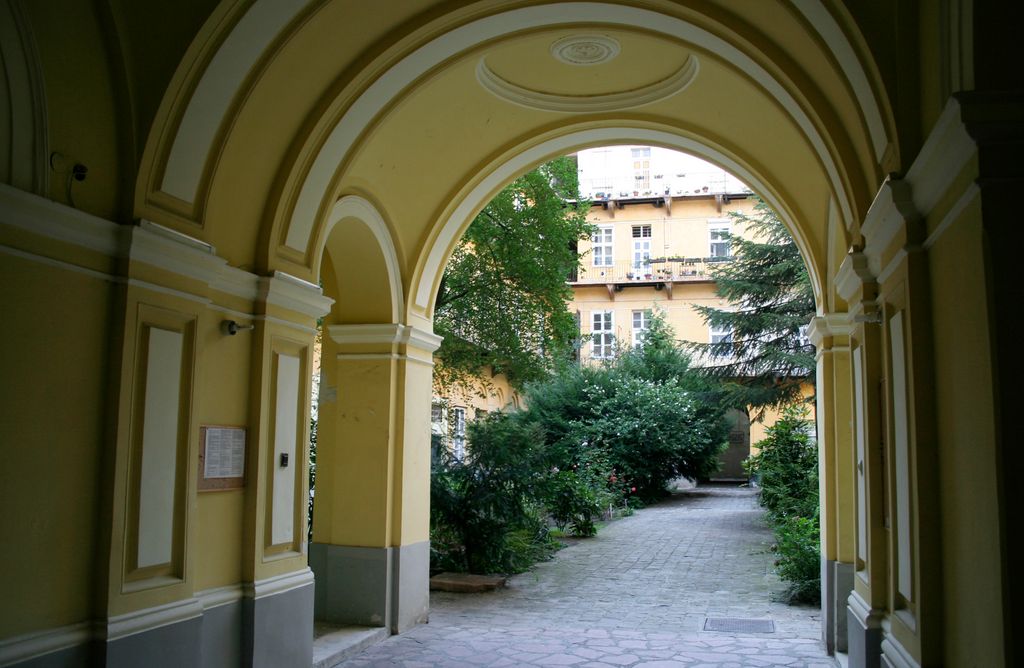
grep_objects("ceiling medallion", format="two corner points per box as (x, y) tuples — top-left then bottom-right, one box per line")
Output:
(476, 54), (699, 114)
(550, 35), (620, 65)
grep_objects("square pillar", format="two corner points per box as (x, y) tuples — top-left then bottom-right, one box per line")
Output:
(312, 323), (440, 633)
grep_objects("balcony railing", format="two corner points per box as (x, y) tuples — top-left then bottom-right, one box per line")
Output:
(570, 257), (730, 284)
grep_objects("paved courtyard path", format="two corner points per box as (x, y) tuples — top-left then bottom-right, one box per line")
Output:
(341, 484), (834, 667)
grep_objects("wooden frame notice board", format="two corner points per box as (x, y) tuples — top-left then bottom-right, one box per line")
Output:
(198, 425), (246, 491)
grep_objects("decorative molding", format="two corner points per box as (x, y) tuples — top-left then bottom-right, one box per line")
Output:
(285, 3), (856, 257)
(412, 126), (821, 312)
(835, 252), (876, 304)
(0, 621), (91, 665)
(903, 96), (976, 218)
(0, 185), (330, 323)
(807, 313), (854, 349)
(476, 55), (698, 113)
(160, 0), (310, 203)
(0, 241), (119, 283)
(258, 270), (334, 319)
(322, 196), (404, 322)
(336, 352), (435, 367)
(403, 325), (444, 353)
(195, 584), (244, 609)
(0, 182), (121, 255)
(328, 323), (443, 353)
(328, 323), (406, 345)
(860, 178), (917, 277)
(789, 0), (889, 163)
(549, 34), (620, 65)
(130, 220), (226, 287)
(212, 263), (262, 301)
(847, 590), (885, 628)
(244, 567), (314, 600)
(923, 182), (980, 250)
(101, 597), (203, 641)
(881, 635), (920, 668)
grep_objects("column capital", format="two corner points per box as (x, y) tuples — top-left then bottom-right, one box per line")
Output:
(808, 313), (854, 351)
(257, 271), (334, 320)
(327, 324), (443, 363)
(835, 251), (878, 313)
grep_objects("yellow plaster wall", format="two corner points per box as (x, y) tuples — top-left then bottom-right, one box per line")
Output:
(749, 383), (816, 451)
(313, 348), (394, 548)
(0, 255), (112, 637)
(579, 196), (757, 275)
(571, 282), (728, 362)
(928, 200), (1004, 665)
(193, 310), (253, 591)
(435, 368), (520, 418)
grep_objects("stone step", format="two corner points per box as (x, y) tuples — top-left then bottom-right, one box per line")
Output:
(312, 625), (389, 668)
(429, 572), (507, 592)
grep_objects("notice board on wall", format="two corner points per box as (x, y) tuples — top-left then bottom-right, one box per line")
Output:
(198, 425), (246, 491)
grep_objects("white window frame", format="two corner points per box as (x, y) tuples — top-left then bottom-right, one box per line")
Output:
(452, 407), (466, 460)
(632, 225), (652, 275)
(592, 225), (613, 267)
(708, 219), (731, 259)
(710, 323), (733, 346)
(591, 311), (615, 359)
(632, 309), (651, 348)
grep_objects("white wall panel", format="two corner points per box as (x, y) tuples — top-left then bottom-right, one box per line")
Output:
(272, 353), (300, 545)
(138, 327), (183, 568)
(890, 312), (913, 600)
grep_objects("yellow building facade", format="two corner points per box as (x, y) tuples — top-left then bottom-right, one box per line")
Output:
(0, 2), (1017, 667)
(571, 188), (813, 476)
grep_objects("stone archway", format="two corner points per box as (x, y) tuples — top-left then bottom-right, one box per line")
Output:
(7, 2), (1013, 667)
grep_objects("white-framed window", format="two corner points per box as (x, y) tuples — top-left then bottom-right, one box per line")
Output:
(592, 225), (613, 266)
(591, 311), (615, 359)
(631, 147), (651, 159)
(632, 225), (652, 274)
(710, 323), (733, 346)
(632, 309), (652, 348)
(708, 220), (731, 258)
(452, 407), (466, 460)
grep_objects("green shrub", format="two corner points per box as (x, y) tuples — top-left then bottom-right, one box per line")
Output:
(546, 468), (608, 537)
(747, 405), (821, 603)
(747, 406), (818, 523)
(774, 515), (821, 604)
(430, 412), (557, 574)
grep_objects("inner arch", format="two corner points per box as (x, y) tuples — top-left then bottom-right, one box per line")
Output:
(409, 127), (826, 321)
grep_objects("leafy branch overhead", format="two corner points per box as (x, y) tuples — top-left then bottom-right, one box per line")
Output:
(433, 156), (593, 391)
(686, 197), (816, 414)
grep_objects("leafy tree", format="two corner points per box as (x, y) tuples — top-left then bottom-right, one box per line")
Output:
(433, 156), (591, 392)
(687, 197), (815, 415)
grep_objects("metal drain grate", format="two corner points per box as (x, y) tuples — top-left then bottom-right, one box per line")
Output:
(703, 617), (775, 633)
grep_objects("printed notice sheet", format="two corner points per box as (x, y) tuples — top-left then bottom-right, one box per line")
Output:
(204, 427), (245, 478)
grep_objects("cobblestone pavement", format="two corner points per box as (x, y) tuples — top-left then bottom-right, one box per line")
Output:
(341, 484), (833, 667)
